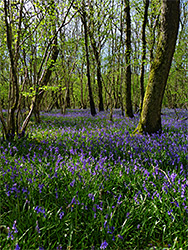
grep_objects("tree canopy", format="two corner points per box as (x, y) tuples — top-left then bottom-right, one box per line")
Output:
(0, 0), (187, 138)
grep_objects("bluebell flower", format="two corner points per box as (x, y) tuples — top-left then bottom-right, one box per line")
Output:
(59, 211), (64, 219)
(117, 194), (122, 205)
(15, 244), (20, 250)
(70, 179), (75, 187)
(35, 206), (46, 218)
(88, 193), (95, 202)
(36, 220), (40, 234)
(12, 220), (18, 233)
(7, 227), (14, 240)
(100, 240), (108, 249)
(117, 234), (123, 240)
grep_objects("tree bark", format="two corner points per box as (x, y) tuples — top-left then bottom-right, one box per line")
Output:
(3, 0), (24, 139)
(124, 0), (134, 118)
(139, 0), (149, 112)
(88, 24), (104, 112)
(81, 4), (96, 116)
(134, 0), (180, 134)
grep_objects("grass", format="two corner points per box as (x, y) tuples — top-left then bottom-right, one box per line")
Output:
(0, 108), (188, 249)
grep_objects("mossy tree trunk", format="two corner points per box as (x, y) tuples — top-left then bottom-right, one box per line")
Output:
(134, 0), (180, 135)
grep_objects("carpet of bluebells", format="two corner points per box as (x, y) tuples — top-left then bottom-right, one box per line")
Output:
(0, 109), (188, 250)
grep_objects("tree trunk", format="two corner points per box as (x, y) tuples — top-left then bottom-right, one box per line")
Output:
(134, 0), (180, 134)
(66, 87), (71, 108)
(124, 0), (134, 118)
(81, 4), (96, 116)
(89, 30), (104, 112)
(139, 0), (149, 112)
(34, 40), (59, 123)
(3, 0), (23, 139)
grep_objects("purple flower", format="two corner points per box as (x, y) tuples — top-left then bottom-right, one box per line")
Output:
(70, 179), (75, 187)
(105, 214), (109, 219)
(7, 220), (19, 240)
(56, 246), (62, 250)
(117, 234), (123, 240)
(22, 187), (27, 193)
(167, 209), (173, 216)
(12, 220), (18, 233)
(7, 227), (14, 240)
(15, 244), (20, 250)
(170, 173), (177, 183)
(88, 193), (95, 202)
(59, 211), (64, 219)
(36, 220), (40, 234)
(100, 240), (108, 249)
(167, 210), (174, 220)
(174, 201), (179, 207)
(55, 188), (58, 199)
(38, 183), (44, 193)
(35, 206), (46, 218)
(107, 225), (115, 234)
(117, 194), (122, 205)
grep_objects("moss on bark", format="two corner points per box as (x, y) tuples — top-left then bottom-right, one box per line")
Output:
(134, 0), (180, 135)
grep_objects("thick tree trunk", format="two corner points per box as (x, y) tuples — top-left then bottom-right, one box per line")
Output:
(134, 0), (180, 134)
(124, 0), (134, 118)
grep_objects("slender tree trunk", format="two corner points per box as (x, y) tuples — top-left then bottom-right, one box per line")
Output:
(89, 31), (104, 112)
(96, 56), (104, 111)
(124, 0), (134, 118)
(120, 0), (124, 116)
(139, 0), (149, 112)
(66, 87), (71, 108)
(87, 0), (104, 112)
(3, 0), (24, 139)
(34, 39), (59, 123)
(81, 5), (96, 116)
(79, 62), (85, 109)
(134, 0), (180, 134)
(34, 0), (59, 123)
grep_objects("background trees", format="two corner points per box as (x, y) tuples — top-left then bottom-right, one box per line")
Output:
(0, 0), (187, 138)
(0, 0), (75, 139)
